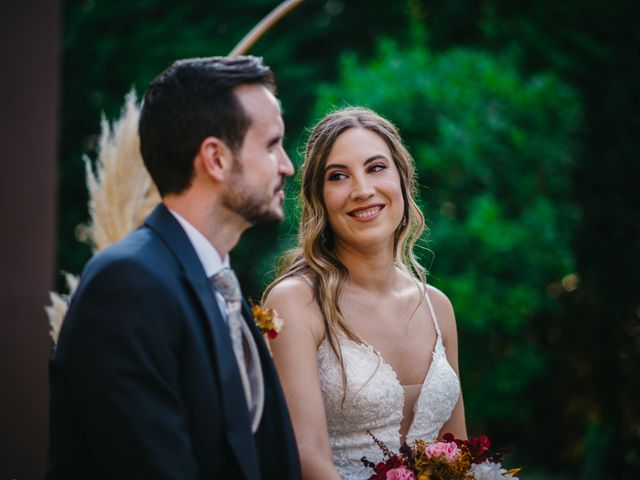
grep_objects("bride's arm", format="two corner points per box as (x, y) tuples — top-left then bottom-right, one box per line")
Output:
(428, 285), (468, 440)
(265, 277), (342, 480)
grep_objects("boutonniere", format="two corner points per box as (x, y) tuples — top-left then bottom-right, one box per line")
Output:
(250, 301), (284, 340)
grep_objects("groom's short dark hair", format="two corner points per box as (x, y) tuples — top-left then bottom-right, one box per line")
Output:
(139, 55), (275, 196)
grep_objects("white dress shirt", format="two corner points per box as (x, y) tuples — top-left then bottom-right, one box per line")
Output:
(169, 209), (229, 318)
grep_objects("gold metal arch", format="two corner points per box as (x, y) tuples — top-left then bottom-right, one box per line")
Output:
(229, 0), (306, 56)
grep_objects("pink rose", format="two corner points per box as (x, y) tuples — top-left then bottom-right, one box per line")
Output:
(424, 441), (461, 461)
(386, 466), (416, 480)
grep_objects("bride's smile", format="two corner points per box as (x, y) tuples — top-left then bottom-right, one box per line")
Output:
(347, 203), (385, 221)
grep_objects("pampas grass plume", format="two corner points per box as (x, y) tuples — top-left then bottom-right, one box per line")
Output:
(85, 90), (160, 252)
(46, 90), (159, 343)
(45, 273), (78, 344)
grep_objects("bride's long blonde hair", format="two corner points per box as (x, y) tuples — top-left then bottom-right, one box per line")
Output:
(264, 107), (427, 394)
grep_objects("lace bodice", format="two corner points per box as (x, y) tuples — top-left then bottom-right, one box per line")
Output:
(317, 289), (461, 479)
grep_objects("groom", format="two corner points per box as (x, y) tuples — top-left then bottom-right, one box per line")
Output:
(47, 56), (301, 479)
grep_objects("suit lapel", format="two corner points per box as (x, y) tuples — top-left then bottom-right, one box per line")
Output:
(144, 204), (259, 480)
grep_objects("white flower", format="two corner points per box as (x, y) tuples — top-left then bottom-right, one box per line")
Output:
(471, 460), (519, 480)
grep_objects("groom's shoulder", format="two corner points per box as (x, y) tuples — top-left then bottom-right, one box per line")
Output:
(80, 226), (176, 286)
(59, 227), (182, 352)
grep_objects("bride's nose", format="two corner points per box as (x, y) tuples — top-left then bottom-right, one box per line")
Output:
(350, 174), (375, 201)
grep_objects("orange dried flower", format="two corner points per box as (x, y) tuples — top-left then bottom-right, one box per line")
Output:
(251, 301), (284, 339)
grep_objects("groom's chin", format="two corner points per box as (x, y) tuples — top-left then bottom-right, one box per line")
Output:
(253, 214), (283, 227)
(248, 206), (284, 227)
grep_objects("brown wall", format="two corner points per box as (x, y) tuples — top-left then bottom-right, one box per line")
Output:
(0, 1), (60, 478)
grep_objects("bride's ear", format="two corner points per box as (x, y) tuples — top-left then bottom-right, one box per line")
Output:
(197, 136), (234, 182)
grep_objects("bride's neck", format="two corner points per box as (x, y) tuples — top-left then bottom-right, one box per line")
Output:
(335, 241), (399, 294)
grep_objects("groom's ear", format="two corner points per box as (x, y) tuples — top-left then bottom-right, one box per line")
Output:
(197, 136), (234, 182)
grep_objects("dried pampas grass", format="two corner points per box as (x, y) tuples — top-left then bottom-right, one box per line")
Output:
(45, 273), (79, 344)
(46, 90), (160, 344)
(84, 90), (160, 252)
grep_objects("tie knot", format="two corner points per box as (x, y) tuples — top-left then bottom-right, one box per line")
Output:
(210, 268), (242, 303)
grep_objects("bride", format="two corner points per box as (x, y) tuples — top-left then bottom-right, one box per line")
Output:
(264, 107), (466, 479)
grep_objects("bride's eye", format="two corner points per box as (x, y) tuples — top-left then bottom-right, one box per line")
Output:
(327, 171), (347, 181)
(369, 163), (387, 173)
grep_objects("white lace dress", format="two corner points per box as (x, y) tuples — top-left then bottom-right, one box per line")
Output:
(317, 289), (461, 479)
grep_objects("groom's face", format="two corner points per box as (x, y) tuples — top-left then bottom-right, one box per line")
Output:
(223, 84), (294, 225)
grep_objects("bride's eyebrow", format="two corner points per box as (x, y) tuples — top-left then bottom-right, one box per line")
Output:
(324, 154), (389, 172)
(324, 162), (347, 171)
(363, 154), (390, 164)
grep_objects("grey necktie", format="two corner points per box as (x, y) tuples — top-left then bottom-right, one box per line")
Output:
(210, 268), (264, 431)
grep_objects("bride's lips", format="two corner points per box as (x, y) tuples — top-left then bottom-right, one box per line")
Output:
(347, 204), (385, 222)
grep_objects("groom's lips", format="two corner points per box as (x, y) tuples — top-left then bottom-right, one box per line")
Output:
(274, 178), (285, 195)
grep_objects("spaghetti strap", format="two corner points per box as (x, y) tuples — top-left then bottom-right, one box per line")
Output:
(423, 287), (442, 338)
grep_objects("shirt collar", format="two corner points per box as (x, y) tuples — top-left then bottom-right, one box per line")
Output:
(168, 208), (229, 278)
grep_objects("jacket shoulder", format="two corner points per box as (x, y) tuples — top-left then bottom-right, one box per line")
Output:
(82, 226), (176, 280)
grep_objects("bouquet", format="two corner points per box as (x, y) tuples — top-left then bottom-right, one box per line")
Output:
(361, 432), (520, 480)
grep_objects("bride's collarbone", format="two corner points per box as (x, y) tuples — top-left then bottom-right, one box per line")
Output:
(340, 295), (432, 339)
(340, 285), (424, 324)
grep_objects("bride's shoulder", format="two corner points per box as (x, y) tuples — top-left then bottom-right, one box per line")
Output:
(264, 275), (325, 343)
(424, 284), (454, 312)
(422, 283), (458, 338)
(266, 275), (315, 305)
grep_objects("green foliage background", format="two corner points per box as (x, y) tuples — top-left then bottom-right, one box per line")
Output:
(314, 35), (581, 425)
(58, 0), (640, 477)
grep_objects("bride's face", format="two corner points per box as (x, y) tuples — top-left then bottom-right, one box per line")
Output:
(322, 127), (404, 251)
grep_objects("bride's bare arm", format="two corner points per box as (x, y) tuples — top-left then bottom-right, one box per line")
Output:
(428, 285), (468, 440)
(265, 277), (341, 480)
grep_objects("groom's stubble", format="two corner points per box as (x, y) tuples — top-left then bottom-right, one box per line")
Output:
(223, 154), (286, 227)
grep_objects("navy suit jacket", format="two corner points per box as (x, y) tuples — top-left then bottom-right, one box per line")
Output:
(47, 204), (301, 479)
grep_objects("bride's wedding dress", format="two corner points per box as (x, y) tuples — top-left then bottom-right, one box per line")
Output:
(317, 289), (461, 479)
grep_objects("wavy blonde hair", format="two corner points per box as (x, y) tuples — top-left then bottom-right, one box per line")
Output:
(265, 107), (427, 397)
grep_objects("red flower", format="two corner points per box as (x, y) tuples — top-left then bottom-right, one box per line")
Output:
(442, 433), (497, 465)
(442, 433), (456, 443)
(365, 455), (405, 479)
(465, 435), (492, 464)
